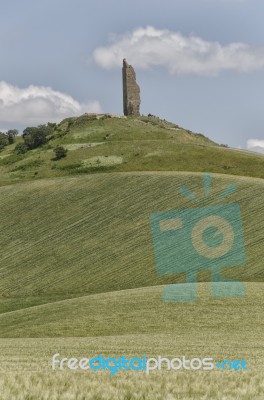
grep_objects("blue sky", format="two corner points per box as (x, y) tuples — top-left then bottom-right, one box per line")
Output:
(0, 0), (264, 152)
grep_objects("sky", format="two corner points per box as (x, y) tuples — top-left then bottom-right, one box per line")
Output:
(0, 0), (264, 152)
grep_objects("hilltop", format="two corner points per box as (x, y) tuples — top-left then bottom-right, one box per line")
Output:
(0, 113), (263, 187)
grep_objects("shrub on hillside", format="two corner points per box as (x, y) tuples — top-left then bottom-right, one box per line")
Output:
(14, 143), (28, 155)
(53, 146), (68, 160)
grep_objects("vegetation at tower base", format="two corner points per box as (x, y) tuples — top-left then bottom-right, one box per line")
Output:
(0, 112), (263, 400)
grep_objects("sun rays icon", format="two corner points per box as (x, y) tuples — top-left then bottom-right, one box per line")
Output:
(179, 173), (237, 206)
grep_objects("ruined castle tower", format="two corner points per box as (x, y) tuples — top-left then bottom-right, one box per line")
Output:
(122, 59), (141, 116)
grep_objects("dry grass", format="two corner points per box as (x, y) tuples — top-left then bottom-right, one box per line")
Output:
(0, 334), (263, 399)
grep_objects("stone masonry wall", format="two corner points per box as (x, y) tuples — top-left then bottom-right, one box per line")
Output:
(122, 59), (141, 116)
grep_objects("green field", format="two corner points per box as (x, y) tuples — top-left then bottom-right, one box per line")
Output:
(0, 115), (263, 399)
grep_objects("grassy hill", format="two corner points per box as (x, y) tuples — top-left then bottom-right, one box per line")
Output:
(0, 172), (263, 314)
(1, 283), (263, 338)
(0, 114), (263, 399)
(0, 114), (263, 187)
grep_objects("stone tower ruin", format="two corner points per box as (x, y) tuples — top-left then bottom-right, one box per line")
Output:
(122, 59), (141, 116)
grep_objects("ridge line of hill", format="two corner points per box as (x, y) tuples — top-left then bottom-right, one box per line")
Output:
(1, 281), (264, 318)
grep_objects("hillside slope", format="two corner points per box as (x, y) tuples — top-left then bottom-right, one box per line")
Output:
(0, 172), (263, 316)
(0, 114), (263, 400)
(0, 115), (263, 187)
(0, 283), (263, 338)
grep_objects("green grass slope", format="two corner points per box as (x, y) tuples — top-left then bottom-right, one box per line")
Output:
(0, 172), (263, 315)
(0, 115), (263, 187)
(1, 283), (263, 338)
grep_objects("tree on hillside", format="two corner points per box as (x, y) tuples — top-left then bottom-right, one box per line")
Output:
(22, 124), (53, 150)
(0, 132), (9, 150)
(6, 129), (18, 144)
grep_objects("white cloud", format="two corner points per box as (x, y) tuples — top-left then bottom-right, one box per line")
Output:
(0, 81), (102, 125)
(93, 26), (264, 75)
(247, 139), (264, 154)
